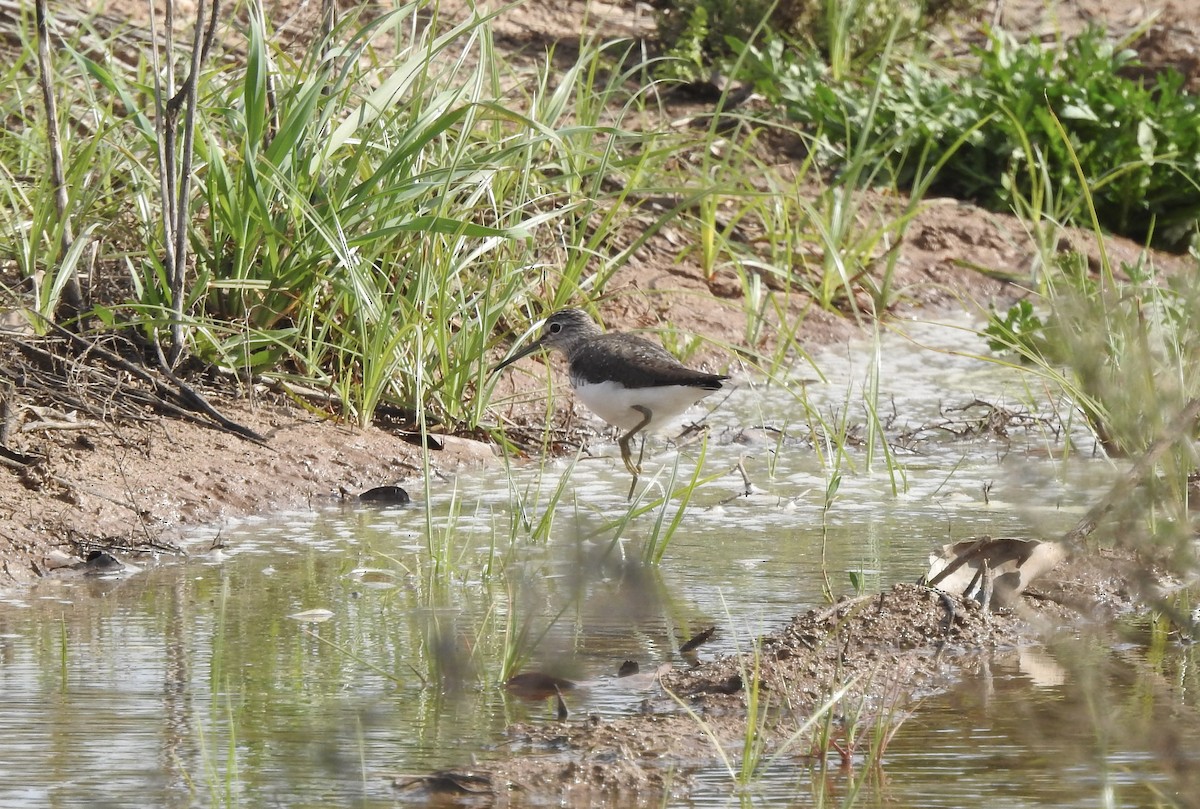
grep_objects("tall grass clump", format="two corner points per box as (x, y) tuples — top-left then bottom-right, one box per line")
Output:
(4, 1), (698, 433)
(0, 4), (134, 328)
(152, 3), (563, 428)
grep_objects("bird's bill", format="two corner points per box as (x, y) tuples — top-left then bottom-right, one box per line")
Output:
(491, 337), (546, 374)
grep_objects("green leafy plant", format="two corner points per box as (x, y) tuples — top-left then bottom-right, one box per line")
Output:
(972, 29), (1200, 248)
(984, 298), (1047, 359)
(657, 2), (711, 82)
(655, 0), (979, 80)
(734, 26), (1200, 249)
(654, 0), (778, 79)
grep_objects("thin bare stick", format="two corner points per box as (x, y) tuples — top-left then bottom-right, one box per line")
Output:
(165, 0), (209, 361)
(149, 0), (176, 343)
(36, 316), (268, 444)
(321, 0), (337, 56)
(146, 0), (223, 363)
(33, 0), (85, 322)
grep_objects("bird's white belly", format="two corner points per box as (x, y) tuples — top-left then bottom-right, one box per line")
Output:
(571, 379), (712, 433)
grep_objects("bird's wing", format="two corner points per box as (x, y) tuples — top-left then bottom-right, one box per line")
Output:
(572, 334), (725, 389)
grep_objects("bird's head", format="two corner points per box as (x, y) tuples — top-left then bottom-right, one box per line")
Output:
(492, 308), (602, 372)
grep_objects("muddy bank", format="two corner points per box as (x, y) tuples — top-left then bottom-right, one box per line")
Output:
(0, 380), (495, 586)
(470, 584), (1017, 804)
(398, 554), (1182, 805)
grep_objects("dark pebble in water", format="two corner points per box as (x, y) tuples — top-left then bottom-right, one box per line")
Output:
(357, 486), (411, 505)
(78, 550), (124, 575)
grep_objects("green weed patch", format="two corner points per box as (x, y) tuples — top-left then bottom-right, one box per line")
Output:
(735, 28), (1200, 249)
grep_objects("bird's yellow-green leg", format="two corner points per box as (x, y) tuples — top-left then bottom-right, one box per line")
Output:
(621, 407), (652, 499)
(619, 406), (653, 478)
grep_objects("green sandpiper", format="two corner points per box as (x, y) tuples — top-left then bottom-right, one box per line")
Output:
(493, 308), (729, 484)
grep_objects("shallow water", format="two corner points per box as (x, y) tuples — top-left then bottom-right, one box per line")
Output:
(1, 317), (1196, 807)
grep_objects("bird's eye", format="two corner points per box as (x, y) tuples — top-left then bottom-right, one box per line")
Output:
(548, 323), (562, 334)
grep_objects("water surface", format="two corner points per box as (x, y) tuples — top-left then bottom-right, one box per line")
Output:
(1, 318), (1194, 807)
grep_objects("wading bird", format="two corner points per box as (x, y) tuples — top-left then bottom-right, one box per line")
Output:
(493, 309), (729, 488)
